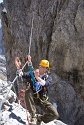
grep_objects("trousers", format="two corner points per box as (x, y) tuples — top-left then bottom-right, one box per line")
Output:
(25, 88), (59, 123)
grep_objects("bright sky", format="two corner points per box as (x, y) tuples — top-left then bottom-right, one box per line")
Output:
(0, 20), (1, 27)
(0, 0), (3, 3)
(0, 0), (3, 27)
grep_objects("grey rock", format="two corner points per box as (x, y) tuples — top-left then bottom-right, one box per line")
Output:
(0, 102), (67, 125)
(0, 55), (6, 80)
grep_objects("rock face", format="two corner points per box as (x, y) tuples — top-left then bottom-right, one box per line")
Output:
(49, 0), (84, 99)
(48, 73), (84, 125)
(0, 102), (67, 125)
(1, 0), (84, 125)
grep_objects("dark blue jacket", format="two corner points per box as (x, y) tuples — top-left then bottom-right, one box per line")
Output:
(22, 72), (52, 86)
(22, 72), (52, 98)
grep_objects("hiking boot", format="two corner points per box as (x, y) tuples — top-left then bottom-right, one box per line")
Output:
(1, 104), (6, 110)
(30, 117), (37, 125)
(1, 102), (8, 110)
(37, 114), (42, 125)
(37, 120), (41, 125)
(29, 113), (37, 125)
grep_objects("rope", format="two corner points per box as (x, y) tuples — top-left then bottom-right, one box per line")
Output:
(17, 12), (35, 124)
(28, 12), (34, 55)
(0, 82), (11, 92)
(16, 76), (30, 125)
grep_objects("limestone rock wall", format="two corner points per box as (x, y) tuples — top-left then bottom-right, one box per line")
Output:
(1, 0), (84, 125)
(49, 73), (84, 125)
(49, 0), (84, 99)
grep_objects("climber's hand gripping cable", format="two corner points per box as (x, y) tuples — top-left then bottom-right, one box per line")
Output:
(26, 55), (42, 92)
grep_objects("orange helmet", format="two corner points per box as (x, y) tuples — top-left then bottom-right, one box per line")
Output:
(39, 60), (50, 68)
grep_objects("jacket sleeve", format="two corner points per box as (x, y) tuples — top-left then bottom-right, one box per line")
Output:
(22, 72), (31, 79)
(45, 75), (52, 87)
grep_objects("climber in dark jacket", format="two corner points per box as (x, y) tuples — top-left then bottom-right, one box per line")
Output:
(15, 55), (59, 125)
